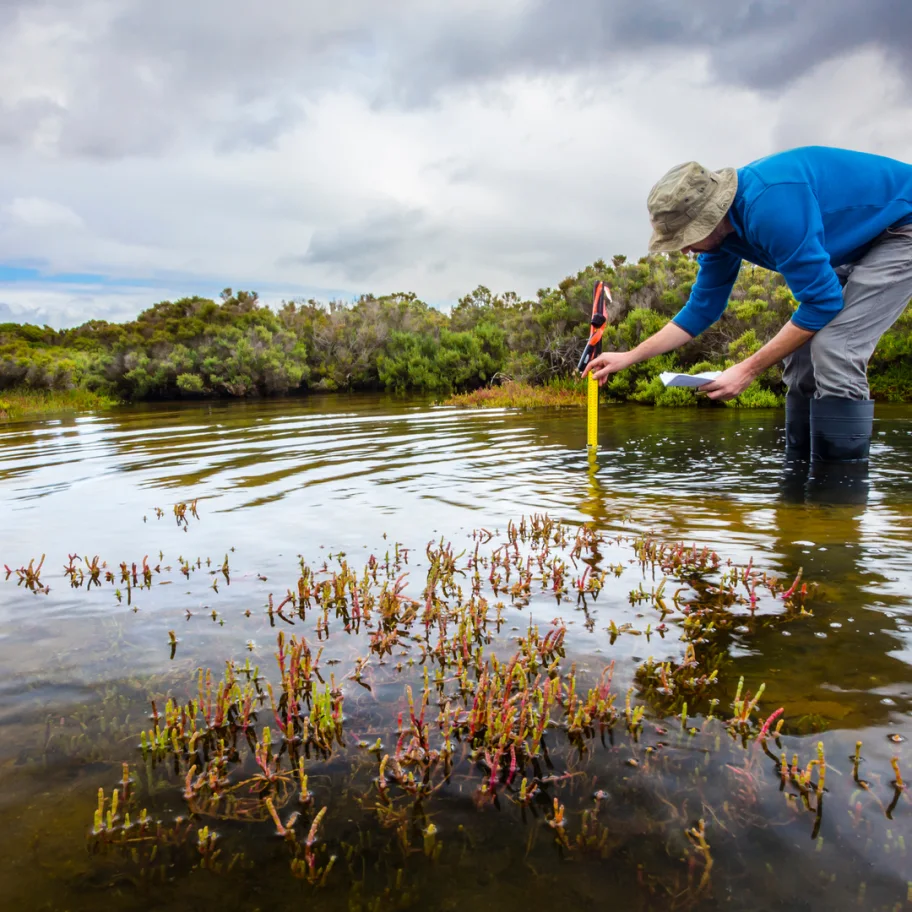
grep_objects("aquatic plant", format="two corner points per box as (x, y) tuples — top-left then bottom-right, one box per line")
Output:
(4, 554), (48, 593)
(3, 511), (899, 906)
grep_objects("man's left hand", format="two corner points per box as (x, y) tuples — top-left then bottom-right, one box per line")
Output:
(698, 363), (758, 401)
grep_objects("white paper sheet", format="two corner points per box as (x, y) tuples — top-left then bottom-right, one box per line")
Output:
(659, 371), (722, 388)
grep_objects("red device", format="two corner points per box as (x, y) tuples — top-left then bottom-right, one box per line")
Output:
(577, 280), (612, 373)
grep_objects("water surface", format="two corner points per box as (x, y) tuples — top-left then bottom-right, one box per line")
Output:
(1, 395), (910, 910)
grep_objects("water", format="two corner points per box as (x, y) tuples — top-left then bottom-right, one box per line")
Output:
(1, 395), (910, 911)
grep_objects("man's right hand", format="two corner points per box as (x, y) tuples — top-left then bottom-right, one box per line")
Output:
(580, 322), (695, 385)
(581, 351), (635, 385)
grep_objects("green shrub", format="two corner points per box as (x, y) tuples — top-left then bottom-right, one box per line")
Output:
(0, 265), (908, 408)
(724, 385), (784, 408)
(176, 373), (206, 395)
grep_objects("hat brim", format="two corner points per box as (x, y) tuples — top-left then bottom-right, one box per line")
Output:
(647, 168), (738, 254)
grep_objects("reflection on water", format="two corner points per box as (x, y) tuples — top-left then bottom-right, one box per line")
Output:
(0, 395), (910, 910)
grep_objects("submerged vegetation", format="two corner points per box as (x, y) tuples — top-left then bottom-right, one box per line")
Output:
(3, 254), (912, 417)
(6, 505), (911, 909)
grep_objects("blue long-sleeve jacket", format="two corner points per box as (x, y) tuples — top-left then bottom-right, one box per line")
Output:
(672, 146), (912, 336)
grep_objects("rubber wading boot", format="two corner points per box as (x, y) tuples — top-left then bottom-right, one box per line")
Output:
(806, 461), (870, 506)
(809, 397), (874, 463)
(777, 460), (809, 503)
(784, 393), (811, 461)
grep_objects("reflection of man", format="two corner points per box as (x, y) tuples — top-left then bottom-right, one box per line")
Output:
(583, 146), (912, 463)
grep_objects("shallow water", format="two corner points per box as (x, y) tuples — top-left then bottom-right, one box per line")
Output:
(0, 395), (910, 911)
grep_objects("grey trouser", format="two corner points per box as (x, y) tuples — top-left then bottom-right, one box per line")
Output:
(782, 223), (912, 399)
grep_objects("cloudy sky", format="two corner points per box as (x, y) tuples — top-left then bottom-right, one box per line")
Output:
(2, 0), (911, 327)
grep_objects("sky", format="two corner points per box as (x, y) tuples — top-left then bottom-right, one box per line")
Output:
(2, 0), (912, 328)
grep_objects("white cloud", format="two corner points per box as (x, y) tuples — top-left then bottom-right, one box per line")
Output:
(0, 282), (310, 329)
(3, 197), (84, 229)
(0, 2), (909, 326)
(772, 48), (912, 153)
(0, 283), (160, 327)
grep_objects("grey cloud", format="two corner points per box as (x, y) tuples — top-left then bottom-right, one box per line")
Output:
(383, 1), (912, 103)
(623, 0), (912, 91)
(289, 187), (640, 300)
(215, 98), (306, 154)
(295, 206), (444, 283)
(0, 1), (358, 158)
(0, 98), (64, 148)
(1, 1), (908, 312)
(3, 1), (908, 160)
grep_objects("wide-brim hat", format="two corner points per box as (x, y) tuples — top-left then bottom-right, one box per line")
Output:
(647, 161), (738, 253)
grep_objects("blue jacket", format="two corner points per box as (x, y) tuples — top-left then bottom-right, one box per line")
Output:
(672, 146), (912, 336)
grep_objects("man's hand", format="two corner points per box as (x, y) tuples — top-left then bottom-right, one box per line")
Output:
(699, 320), (815, 401)
(580, 322), (694, 385)
(698, 362), (759, 401)
(582, 351), (634, 385)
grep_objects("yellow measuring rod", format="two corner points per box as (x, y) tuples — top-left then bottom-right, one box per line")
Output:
(578, 280), (612, 453)
(587, 372), (599, 449)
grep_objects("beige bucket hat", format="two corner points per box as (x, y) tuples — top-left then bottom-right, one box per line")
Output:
(647, 161), (738, 253)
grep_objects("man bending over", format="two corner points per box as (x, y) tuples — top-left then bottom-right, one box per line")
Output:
(583, 146), (912, 462)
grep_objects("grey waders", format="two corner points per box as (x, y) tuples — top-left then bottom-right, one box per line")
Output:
(782, 223), (912, 464)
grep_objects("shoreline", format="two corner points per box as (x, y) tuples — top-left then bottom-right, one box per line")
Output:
(0, 388), (118, 421)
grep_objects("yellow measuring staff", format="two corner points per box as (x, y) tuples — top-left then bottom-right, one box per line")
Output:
(577, 281), (612, 453)
(587, 372), (599, 449)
